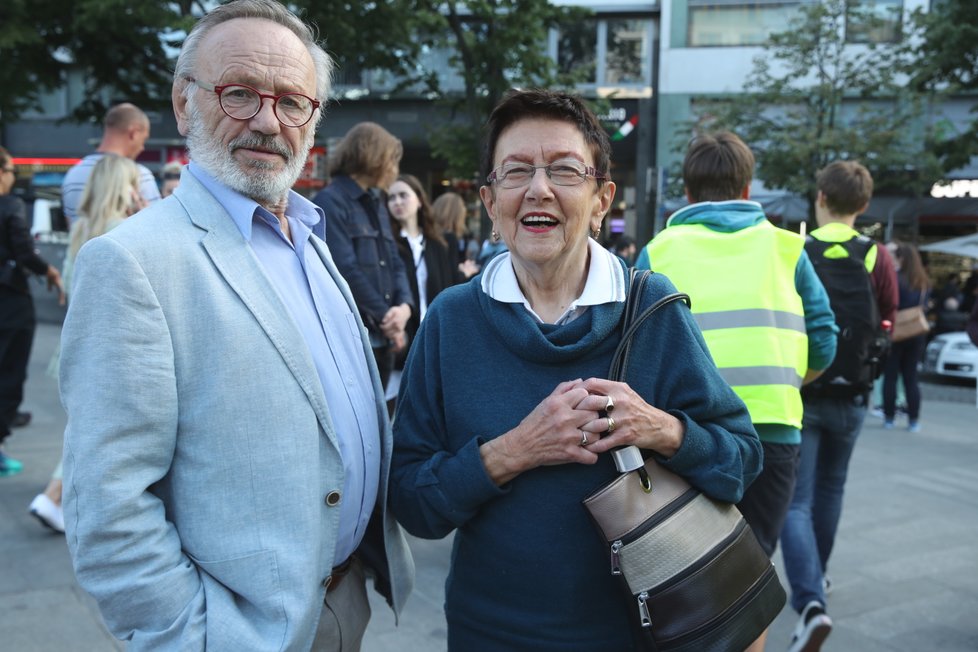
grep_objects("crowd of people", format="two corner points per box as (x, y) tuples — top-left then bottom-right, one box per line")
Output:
(1, 1), (977, 652)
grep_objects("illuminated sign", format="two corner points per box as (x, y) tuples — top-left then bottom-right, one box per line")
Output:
(930, 179), (978, 199)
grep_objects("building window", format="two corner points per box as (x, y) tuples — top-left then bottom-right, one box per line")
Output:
(846, 0), (903, 43)
(688, 2), (804, 47)
(554, 17), (654, 90)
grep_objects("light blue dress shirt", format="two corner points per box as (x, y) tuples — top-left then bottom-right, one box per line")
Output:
(187, 163), (380, 565)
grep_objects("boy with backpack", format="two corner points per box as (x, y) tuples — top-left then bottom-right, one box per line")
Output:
(781, 161), (898, 652)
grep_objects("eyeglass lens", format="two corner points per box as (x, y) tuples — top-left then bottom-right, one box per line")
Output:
(495, 161), (590, 188)
(220, 86), (314, 127)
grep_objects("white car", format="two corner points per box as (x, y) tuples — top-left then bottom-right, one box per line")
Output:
(924, 332), (978, 381)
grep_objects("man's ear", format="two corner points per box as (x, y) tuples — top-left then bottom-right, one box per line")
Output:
(172, 82), (190, 136)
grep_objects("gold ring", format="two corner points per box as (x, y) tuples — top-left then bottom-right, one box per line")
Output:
(605, 395), (615, 414)
(607, 416), (616, 433)
(579, 430), (590, 447)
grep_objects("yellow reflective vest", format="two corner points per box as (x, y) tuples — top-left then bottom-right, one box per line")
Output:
(646, 220), (807, 428)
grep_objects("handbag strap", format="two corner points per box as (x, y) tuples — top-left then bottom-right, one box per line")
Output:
(609, 269), (691, 381)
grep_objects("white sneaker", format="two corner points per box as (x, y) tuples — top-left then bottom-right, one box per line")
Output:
(788, 600), (832, 652)
(29, 494), (65, 533)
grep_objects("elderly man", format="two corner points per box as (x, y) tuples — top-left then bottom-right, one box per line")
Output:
(59, 1), (413, 651)
(61, 102), (161, 223)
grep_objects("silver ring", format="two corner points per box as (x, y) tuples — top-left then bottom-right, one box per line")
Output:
(605, 395), (615, 414)
(579, 430), (590, 447)
(606, 416), (616, 433)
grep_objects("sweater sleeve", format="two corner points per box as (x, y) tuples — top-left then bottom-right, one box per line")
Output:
(795, 249), (837, 372)
(389, 307), (506, 539)
(871, 243), (899, 324)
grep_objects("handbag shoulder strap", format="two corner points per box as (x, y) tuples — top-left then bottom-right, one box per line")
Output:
(608, 269), (691, 381)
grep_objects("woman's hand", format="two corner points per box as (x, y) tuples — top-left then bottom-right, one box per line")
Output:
(480, 380), (601, 486)
(574, 378), (685, 458)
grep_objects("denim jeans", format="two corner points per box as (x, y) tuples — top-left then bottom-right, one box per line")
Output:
(781, 394), (867, 612)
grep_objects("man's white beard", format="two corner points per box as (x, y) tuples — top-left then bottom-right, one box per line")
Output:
(185, 97), (313, 205)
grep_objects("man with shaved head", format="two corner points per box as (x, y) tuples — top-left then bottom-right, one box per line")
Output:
(61, 102), (161, 223)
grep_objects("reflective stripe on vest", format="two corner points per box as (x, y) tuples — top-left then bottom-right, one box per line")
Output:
(647, 220), (807, 428)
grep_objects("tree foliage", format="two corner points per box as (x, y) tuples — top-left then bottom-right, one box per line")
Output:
(682, 0), (945, 215)
(297, 0), (589, 179)
(904, 0), (978, 172)
(0, 0), (200, 129)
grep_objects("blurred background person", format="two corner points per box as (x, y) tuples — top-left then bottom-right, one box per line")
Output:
(0, 146), (64, 476)
(61, 103), (161, 224)
(609, 234), (637, 265)
(882, 241), (931, 432)
(432, 191), (479, 274)
(385, 174), (467, 413)
(160, 160), (184, 198)
(29, 153), (145, 532)
(313, 122), (414, 387)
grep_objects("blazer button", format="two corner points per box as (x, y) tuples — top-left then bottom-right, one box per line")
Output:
(325, 491), (342, 506)
(379, 260), (386, 266)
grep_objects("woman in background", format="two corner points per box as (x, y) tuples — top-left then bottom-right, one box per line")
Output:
(432, 191), (479, 274)
(29, 153), (143, 533)
(386, 174), (466, 411)
(882, 241), (931, 433)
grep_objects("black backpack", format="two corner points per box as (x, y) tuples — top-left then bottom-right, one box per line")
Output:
(803, 235), (889, 398)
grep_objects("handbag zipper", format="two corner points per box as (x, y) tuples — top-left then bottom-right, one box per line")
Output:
(636, 519), (748, 595)
(656, 563), (779, 650)
(617, 487), (699, 547)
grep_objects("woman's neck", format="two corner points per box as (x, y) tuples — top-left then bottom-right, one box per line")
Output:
(400, 213), (422, 239)
(512, 248), (590, 324)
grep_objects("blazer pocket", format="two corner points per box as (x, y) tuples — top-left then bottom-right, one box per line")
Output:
(189, 549), (287, 650)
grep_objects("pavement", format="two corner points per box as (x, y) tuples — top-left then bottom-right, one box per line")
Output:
(2, 322), (977, 651)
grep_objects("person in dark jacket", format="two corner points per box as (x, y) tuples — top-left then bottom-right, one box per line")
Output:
(0, 147), (64, 475)
(313, 123), (414, 386)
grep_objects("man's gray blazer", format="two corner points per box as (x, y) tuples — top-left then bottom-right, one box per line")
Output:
(60, 172), (414, 651)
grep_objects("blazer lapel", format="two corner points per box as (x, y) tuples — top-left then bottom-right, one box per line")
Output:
(176, 176), (337, 443)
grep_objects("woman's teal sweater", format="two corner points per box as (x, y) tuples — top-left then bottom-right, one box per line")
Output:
(391, 267), (761, 651)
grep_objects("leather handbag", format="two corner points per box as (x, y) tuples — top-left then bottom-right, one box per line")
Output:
(582, 270), (786, 652)
(892, 303), (930, 342)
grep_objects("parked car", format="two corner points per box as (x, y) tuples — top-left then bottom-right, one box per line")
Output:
(924, 331), (978, 382)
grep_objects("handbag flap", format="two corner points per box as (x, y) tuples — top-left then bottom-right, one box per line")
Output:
(583, 458), (692, 542)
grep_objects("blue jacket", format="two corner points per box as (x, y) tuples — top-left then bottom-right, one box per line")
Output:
(390, 264), (761, 650)
(313, 176), (414, 341)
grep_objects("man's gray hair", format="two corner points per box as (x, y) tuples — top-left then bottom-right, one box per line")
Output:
(174, 0), (333, 104)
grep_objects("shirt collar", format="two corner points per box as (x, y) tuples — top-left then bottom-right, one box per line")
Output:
(187, 162), (324, 242)
(481, 238), (626, 324)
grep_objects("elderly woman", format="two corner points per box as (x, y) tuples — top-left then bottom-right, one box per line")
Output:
(389, 89), (762, 650)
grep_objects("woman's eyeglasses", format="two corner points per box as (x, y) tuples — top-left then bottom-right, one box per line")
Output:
(487, 159), (605, 189)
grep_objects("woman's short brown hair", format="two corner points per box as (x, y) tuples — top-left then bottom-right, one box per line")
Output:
(682, 131), (754, 203)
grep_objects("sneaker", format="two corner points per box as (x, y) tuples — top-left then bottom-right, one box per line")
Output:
(29, 494), (65, 533)
(883, 420), (894, 430)
(788, 600), (832, 652)
(0, 450), (23, 477)
(908, 421), (921, 433)
(822, 575), (832, 596)
(870, 407), (885, 419)
(11, 411), (32, 428)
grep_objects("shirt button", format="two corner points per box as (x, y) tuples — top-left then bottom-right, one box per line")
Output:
(325, 491), (342, 506)
(384, 293), (391, 300)
(379, 260), (386, 267)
